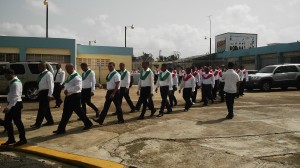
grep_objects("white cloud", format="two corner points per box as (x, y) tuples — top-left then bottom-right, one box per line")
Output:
(25, 0), (62, 15)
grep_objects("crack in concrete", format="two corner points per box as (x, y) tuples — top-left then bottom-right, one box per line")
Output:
(254, 152), (300, 159)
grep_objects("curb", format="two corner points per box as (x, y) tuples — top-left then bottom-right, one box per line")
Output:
(0, 140), (124, 168)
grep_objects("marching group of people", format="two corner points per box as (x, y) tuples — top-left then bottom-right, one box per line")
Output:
(1, 60), (247, 147)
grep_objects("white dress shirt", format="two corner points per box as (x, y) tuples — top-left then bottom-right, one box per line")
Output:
(222, 69), (240, 93)
(38, 70), (54, 97)
(54, 68), (65, 85)
(237, 69), (244, 81)
(82, 69), (96, 92)
(243, 69), (249, 81)
(156, 70), (173, 90)
(7, 76), (22, 110)
(192, 71), (201, 86)
(64, 71), (82, 96)
(179, 69), (185, 76)
(120, 69), (130, 88)
(138, 68), (155, 94)
(179, 74), (196, 92)
(201, 73), (215, 88)
(219, 70), (225, 82)
(212, 70), (220, 80)
(172, 73), (178, 87)
(106, 70), (121, 90)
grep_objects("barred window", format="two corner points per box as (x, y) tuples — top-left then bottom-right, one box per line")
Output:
(76, 58), (110, 69)
(26, 54), (70, 63)
(0, 53), (20, 62)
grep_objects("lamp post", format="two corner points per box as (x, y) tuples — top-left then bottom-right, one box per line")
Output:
(89, 40), (96, 46)
(204, 15), (212, 65)
(125, 24), (134, 47)
(44, 0), (49, 38)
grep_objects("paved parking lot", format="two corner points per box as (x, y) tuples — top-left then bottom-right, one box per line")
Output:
(0, 86), (300, 168)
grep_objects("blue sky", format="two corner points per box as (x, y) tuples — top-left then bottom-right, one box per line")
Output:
(0, 0), (299, 58)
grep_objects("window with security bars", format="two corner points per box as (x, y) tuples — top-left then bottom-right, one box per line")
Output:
(0, 53), (20, 62)
(76, 58), (110, 69)
(26, 54), (70, 63)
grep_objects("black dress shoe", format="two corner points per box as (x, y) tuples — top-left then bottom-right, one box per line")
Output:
(92, 118), (103, 125)
(42, 122), (54, 126)
(1, 140), (16, 146)
(30, 124), (40, 129)
(150, 109), (156, 117)
(83, 124), (93, 130)
(54, 105), (60, 108)
(137, 116), (144, 120)
(14, 140), (27, 147)
(156, 113), (164, 117)
(226, 115), (234, 119)
(95, 112), (100, 118)
(174, 102), (177, 106)
(129, 109), (135, 113)
(53, 130), (66, 134)
(112, 112), (117, 116)
(116, 120), (125, 124)
(183, 109), (189, 112)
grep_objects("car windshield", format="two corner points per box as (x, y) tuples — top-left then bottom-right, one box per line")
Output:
(258, 66), (276, 73)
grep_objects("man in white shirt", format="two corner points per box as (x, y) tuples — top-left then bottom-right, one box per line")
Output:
(137, 61), (156, 120)
(222, 62), (240, 119)
(31, 62), (54, 129)
(53, 63), (65, 108)
(179, 68), (195, 112)
(235, 66), (244, 98)
(218, 65), (226, 102)
(155, 63), (173, 117)
(2, 69), (27, 146)
(53, 64), (93, 134)
(80, 63), (100, 118)
(191, 66), (200, 104)
(239, 65), (248, 96)
(178, 67), (185, 84)
(93, 62), (124, 125)
(168, 67), (178, 107)
(118, 63), (135, 113)
(200, 66), (215, 106)
(212, 65), (220, 100)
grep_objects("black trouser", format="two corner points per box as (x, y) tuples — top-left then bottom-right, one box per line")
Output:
(183, 88), (193, 110)
(53, 83), (63, 106)
(57, 93), (93, 131)
(178, 76), (183, 84)
(140, 86), (155, 117)
(81, 88), (99, 114)
(202, 84), (213, 105)
(154, 75), (158, 84)
(219, 82), (225, 101)
(192, 83), (198, 103)
(120, 87), (135, 110)
(212, 80), (219, 99)
(35, 90), (53, 126)
(159, 86), (172, 113)
(225, 92), (236, 117)
(236, 81), (242, 98)
(240, 79), (246, 95)
(4, 102), (26, 142)
(168, 85), (177, 106)
(135, 96), (150, 111)
(98, 90), (124, 124)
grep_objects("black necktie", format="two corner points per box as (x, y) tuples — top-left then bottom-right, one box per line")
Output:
(54, 69), (59, 81)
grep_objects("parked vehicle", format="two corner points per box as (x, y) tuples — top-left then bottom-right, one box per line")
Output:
(0, 62), (56, 100)
(246, 64), (300, 91)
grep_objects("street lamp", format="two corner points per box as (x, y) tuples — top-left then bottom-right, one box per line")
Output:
(44, 0), (49, 38)
(125, 24), (134, 47)
(89, 40), (96, 46)
(204, 15), (212, 64)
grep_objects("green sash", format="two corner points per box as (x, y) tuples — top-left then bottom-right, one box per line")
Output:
(119, 70), (128, 80)
(140, 69), (151, 80)
(82, 69), (92, 80)
(65, 73), (78, 83)
(106, 71), (117, 82)
(159, 71), (171, 81)
(7, 78), (21, 93)
(37, 71), (49, 83)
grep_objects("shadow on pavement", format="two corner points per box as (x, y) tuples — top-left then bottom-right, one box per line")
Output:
(196, 118), (227, 125)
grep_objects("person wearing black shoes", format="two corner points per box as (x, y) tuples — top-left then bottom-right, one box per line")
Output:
(53, 64), (93, 134)
(137, 61), (156, 120)
(80, 63), (100, 118)
(168, 67), (178, 107)
(211, 65), (220, 100)
(31, 62), (54, 129)
(53, 63), (65, 108)
(222, 62), (240, 119)
(1, 69), (27, 146)
(93, 62), (124, 125)
(200, 66), (215, 106)
(178, 68), (195, 112)
(155, 64), (173, 117)
(218, 65), (226, 102)
(119, 63), (135, 113)
(191, 66), (200, 104)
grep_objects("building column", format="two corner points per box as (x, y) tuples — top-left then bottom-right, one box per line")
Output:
(19, 47), (26, 61)
(255, 55), (261, 70)
(277, 52), (284, 64)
